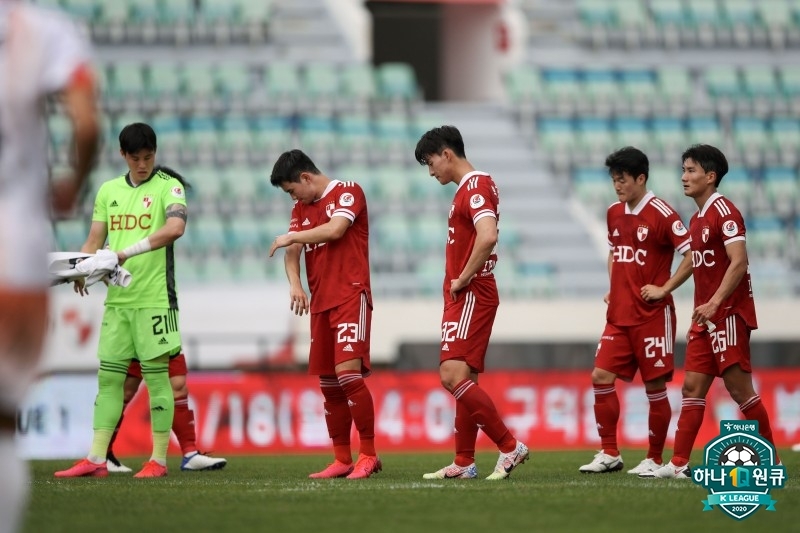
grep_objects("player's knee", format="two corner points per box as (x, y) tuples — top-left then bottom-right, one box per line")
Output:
(590, 367), (615, 385)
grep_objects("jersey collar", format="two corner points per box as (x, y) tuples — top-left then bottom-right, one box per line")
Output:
(625, 191), (654, 215)
(698, 192), (723, 218)
(314, 179), (340, 202)
(456, 171), (489, 192)
(125, 169), (157, 188)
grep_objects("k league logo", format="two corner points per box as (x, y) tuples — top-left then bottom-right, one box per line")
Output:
(692, 420), (786, 520)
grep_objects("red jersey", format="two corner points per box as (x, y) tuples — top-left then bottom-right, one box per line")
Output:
(689, 193), (757, 329)
(607, 192), (691, 326)
(445, 172), (499, 304)
(288, 180), (371, 313)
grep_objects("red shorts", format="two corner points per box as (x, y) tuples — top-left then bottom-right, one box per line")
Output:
(595, 305), (676, 382)
(128, 352), (188, 379)
(685, 314), (752, 377)
(440, 290), (497, 373)
(309, 291), (372, 376)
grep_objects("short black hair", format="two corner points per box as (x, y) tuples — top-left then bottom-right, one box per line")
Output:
(414, 125), (466, 165)
(605, 146), (649, 182)
(270, 149), (321, 187)
(119, 122), (157, 154)
(682, 144), (729, 186)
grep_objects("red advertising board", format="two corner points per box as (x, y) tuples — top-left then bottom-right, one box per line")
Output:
(112, 370), (800, 455)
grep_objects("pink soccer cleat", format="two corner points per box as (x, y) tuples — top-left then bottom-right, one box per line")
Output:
(54, 458), (108, 478)
(308, 460), (354, 479)
(345, 454), (382, 480)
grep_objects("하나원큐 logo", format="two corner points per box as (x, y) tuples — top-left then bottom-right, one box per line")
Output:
(692, 420), (786, 521)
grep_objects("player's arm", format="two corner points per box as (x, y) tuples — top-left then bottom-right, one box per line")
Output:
(73, 220), (108, 295)
(692, 240), (748, 325)
(52, 64), (101, 218)
(116, 203), (187, 264)
(269, 216), (350, 256)
(641, 250), (693, 302)
(449, 216), (498, 299)
(604, 250), (612, 304)
(283, 242), (309, 315)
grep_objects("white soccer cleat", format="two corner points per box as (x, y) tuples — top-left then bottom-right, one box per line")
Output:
(422, 462), (478, 480)
(791, 443), (800, 452)
(106, 452), (132, 473)
(626, 458), (661, 475)
(639, 460), (690, 479)
(180, 452), (227, 471)
(579, 451), (623, 473)
(486, 440), (529, 480)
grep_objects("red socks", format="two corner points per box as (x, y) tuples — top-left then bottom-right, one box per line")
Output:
(454, 401), (478, 467)
(173, 395), (197, 455)
(593, 385), (620, 457)
(337, 370), (376, 457)
(452, 379), (515, 453)
(672, 398), (705, 466)
(740, 395), (779, 463)
(320, 377), (353, 464)
(646, 387), (671, 463)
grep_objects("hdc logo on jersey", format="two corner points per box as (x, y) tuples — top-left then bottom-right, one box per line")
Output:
(109, 214), (152, 231)
(613, 245), (646, 265)
(637, 225), (649, 241)
(142, 195), (153, 209)
(702, 227), (711, 243)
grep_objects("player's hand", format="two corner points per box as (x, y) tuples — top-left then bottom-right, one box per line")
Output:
(289, 286), (309, 316)
(449, 276), (471, 301)
(269, 234), (293, 257)
(692, 301), (719, 326)
(73, 277), (88, 297)
(640, 284), (667, 302)
(51, 175), (81, 220)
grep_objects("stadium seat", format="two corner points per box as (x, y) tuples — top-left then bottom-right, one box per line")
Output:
(620, 69), (658, 108)
(303, 63), (341, 111)
(656, 66), (693, 106)
(648, 164), (684, 204)
(686, 116), (724, 147)
(577, 0), (616, 26)
(651, 116), (686, 158)
(54, 219), (88, 252)
(741, 65), (779, 100)
(576, 116), (614, 156)
(376, 62), (419, 102)
(582, 67), (618, 110)
(705, 65), (742, 99)
(613, 116), (653, 153)
(762, 166), (799, 216)
(572, 167), (616, 214)
(411, 214), (446, 252)
(718, 167), (755, 211)
(339, 63), (377, 110)
(747, 214), (788, 257)
(650, 0), (686, 27)
(542, 68), (583, 108)
(731, 116), (770, 160)
(770, 117), (800, 164)
(228, 215), (268, 252)
(778, 65), (800, 98)
(506, 64), (545, 106)
(189, 217), (229, 254)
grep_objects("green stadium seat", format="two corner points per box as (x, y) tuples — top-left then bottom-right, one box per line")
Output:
(54, 219), (88, 251)
(686, 116), (724, 146)
(747, 214), (787, 257)
(576, 116), (613, 154)
(762, 166), (799, 216)
(414, 255), (445, 296)
(577, 0), (616, 25)
(297, 115), (337, 156)
(215, 64), (252, 99)
(264, 63), (301, 103)
(614, 116), (653, 152)
(336, 113), (374, 160)
(235, 253), (269, 281)
(62, 0), (100, 22)
(614, 0), (649, 29)
(757, 0), (792, 28)
(158, 0), (196, 24)
(718, 168), (754, 210)
(721, 0), (757, 27)
(543, 69), (582, 106)
(411, 214), (446, 252)
(651, 116), (686, 156)
(732, 116), (770, 154)
(741, 66), (779, 99)
(373, 166), (412, 204)
(648, 164), (684, 204)
(374, 213), (415, 252)
(770, 117), (800, 159)
(506, 65), (545, 105)
(620, 69), (658, 106)
(583, 68), (618, 108)
(229, 215), (268, 251)
(190, 217), (229, 254)
(376, 62), (419, 101)
(224, 166), (262, 204)
(340, 63), (378, 107)
(516, 261), (557, 298)
(705, 66), (742, 99)
(201, 253), (235, 282)
(650, 0), (686, 27)
(537, 117), (574, 153)
(187, 167), (228, 210)
(573, 167), (616, 212)
(657, 66), (692, 104)
(778, 66), (800, 98)
(107, 62), (147, 104)
(373, 113), (412, 154)
(686, 0), (721, 27)
(304, 63), (340, 103)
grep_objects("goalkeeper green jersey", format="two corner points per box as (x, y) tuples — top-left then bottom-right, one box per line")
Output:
(92, 168), (187, 309)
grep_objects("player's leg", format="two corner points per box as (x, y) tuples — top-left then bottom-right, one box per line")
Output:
(579, 365), (624, 473)
(169, 354), (227, 471)
(629, 307), (675, 474)
(106, 366), (142, 473)
(130, 308), (179, 478)
(0, 290), (47, 530)
(718, 317), (779, 461)
(307, 310), (355, 478)
(55, 307), (134, 478)
(332, 293), (380, 480)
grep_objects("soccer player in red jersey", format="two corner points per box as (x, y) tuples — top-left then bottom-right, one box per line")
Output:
(269, 149), (380, 479)
(415, 126), (528, 480)
(643, 144), (780, 478)
(579, 147), (693, 475)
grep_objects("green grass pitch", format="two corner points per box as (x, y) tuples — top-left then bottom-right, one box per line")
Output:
(26, 450), (799, 533)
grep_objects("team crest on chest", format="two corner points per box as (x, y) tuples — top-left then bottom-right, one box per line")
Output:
(326, 203), (335, 218)
(142, 195), (153, 209)
(702, 226), (710, 243)
(637, 225), (649, 241)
